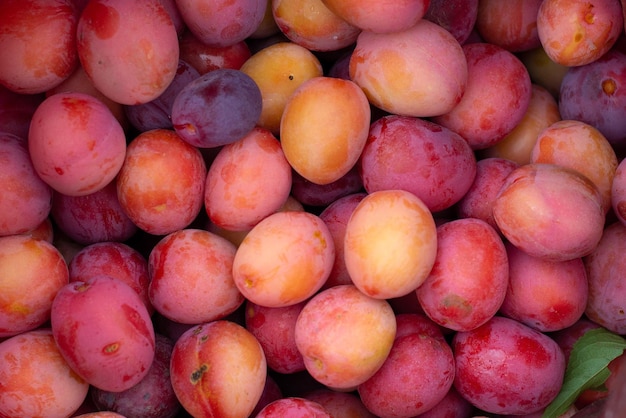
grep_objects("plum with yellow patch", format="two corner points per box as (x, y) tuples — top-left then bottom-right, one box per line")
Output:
(0, 329), (89, 418)
(116, 129), (206, 236)
(148, 229), (243, 325)
(280, 76), (370, 185)
(232, 211), (334, 308)
(344, 189), (438, 299)
(240, 42), (323, 135)
(349, 19), (467, 118)
(170, 320), (267, 418)
(0, 235), (68, 338)
(294, 284), (397, 390)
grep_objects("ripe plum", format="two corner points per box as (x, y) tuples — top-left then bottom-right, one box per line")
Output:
(416, 218), (509, 332)
(172, 68), (262, 148)
(343, 189), (438, 299)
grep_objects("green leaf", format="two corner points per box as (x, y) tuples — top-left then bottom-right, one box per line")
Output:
(542, 327), (626, 418)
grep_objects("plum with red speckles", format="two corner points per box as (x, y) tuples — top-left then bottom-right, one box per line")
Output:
(148, 229), (243, 325)
(499, 242), (588, 332)
(432, 42), (532, 150)
(116, 129), (207, 236)
(50, 276), (155, 392)
(204, 127), (292, 232)
(69, 242), (152, 315)
(456, 157), (519, 231)
(0, 132), (52, 237)
(0, 329), (89, 418)
(358, 331), (455, 417)
(28, 92), (126, 197)
(178, 31), (252, 75)
(245, 300), (306, 374)
(417, 218), (509, 332)
(452, 316), (566, 415)
(51, 180), (138, 245)
(169, 320), (267, 418)
(584, 221), (626, 334)
(359, 115), (477, 213)
(0, 0), (78, 94)
(76, 0), (179, 105)
(175, 0), (266, 48)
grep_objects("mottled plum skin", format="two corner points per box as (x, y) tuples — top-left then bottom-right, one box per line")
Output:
(559, 50), (626, 148)
(432, 42), (532, 150)
(245, 300), (306, 374)
(475, 0), (542, 52)
(77, 0), (179, 105)
(50, 276), (156, 392)
(272, 0), (361, 52)
(69, 242), (152, 315)
(175, 0), (266, 47)
(493, 163), (605, 262)
(530, 119), (618, 214)
(28, 92), (127, 197)
(537, 0), (623, 67)
(457, 157), (519, 231)
(295, 285), (397, 390)
(318, 193), (367, 289)
(424, 0), (478, 45)
(321, 0), (429, 34)
(256, 397), (332, 417)
(453, 316), (566, 415)
(148, 229), (243, 324)
(232, 211), (335, 308)
(350, 19), (467, 117)
(0, 132), (52, 236)
(90, 334), (181, 418)
(0, 329), (89, 418)
(500, 242), (588, 332)
(359, 115), (477, 213)
(417, 218), (509, 332)
(204, 127), (293, 231)
(0, 0), (78, 94)
(0, 235), (68, 338)
(51, 180), (138, 245)
(170, 321), (267, 418)
(172, 69), (262, 149)
(116, 129), (207, 236)
(358, 332), (455, 417)
(584, 222), (626, 334)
